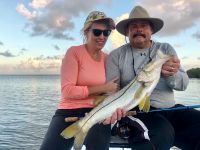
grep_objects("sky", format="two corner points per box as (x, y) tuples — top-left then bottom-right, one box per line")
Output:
(0, 0), (200, 75)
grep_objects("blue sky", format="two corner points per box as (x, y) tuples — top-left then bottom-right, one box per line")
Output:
(0, 0), (200, 74)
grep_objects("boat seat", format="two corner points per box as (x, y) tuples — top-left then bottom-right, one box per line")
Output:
(109, 135), (130, 148)
(109, 136), (179, 150)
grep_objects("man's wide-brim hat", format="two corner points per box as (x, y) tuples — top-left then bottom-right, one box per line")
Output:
(116, 6), (164, 36)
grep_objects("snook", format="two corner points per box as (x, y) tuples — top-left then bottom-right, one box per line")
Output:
(61, 49), (172, 150)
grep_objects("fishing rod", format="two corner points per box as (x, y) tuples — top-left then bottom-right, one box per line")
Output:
(121, 104), (200, 116)
(137, 104), (200, 114)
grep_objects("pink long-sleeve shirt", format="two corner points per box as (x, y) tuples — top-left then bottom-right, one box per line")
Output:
(58, 44), (107, 109)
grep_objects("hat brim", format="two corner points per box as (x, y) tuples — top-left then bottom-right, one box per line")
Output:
(116, 18), (163, 36)
(96, 18), (115, 30)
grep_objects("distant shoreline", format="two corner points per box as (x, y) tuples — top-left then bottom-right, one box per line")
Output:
(187, 68), (200, 78)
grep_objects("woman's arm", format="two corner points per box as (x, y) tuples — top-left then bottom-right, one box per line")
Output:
(61, 48), (119, 100)
(61, 48), (89, 100)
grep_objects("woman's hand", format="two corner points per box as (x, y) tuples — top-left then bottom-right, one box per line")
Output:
(161, 57), (180, 77)
(88, 77), (119, 96)
(104, 77), (119, 94)
(103, 108), (126, 125)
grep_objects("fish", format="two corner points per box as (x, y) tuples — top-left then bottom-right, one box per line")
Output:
(60, 49), (172, 150)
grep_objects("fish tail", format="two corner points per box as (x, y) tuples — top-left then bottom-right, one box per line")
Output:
(73, 129), (89, 150)
(61, 120), (82, 139)
(61, 118), (91, 149)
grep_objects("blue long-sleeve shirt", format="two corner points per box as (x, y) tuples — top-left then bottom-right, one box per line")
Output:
(106, 41), (189, 108)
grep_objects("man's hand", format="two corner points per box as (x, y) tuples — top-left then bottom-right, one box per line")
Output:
(161, 57), (180, 77)
(103, 108), (126, 125)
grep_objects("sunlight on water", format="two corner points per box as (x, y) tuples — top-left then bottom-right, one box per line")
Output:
(0, 76), (199, 150)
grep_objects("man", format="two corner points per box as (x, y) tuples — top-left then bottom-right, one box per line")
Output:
(106, 6), (200, 150)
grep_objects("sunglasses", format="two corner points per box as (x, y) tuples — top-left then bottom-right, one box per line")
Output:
(90, 29), (111, 37)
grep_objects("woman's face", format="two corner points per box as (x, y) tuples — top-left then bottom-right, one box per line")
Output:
(85, 23), (111, 51)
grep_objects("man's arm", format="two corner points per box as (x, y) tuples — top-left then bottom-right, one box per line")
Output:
(163, 66), (189, 91)
(161, 44), (189, 91)
(106, 50), (121, 85)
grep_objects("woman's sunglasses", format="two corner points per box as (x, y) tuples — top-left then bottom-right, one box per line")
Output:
(90, 29), (111, 37)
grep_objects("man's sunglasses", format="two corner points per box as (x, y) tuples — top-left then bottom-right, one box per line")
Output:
(90, 29), (111, 37)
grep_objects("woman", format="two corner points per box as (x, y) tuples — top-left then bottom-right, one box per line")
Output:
(40, 11), (119, 150)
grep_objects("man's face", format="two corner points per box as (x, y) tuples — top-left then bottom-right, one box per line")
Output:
(127, 20), (153, 49)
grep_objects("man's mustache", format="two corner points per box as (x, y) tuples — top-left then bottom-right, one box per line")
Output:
(133, 33), (146, 38)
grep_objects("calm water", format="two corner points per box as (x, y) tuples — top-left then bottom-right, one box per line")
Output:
(0, 75), (199, 150)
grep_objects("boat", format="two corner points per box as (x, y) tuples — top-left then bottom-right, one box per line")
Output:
(108, 105), (200, 150)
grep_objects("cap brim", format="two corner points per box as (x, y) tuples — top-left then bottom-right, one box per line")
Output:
(83, 18), (115, 31)
(116, 18), (163, 36)
(95, 18), (115, 30)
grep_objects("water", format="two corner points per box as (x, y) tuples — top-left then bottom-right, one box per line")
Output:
(0, 75), (60, 150)
(0, 75), (199, 150)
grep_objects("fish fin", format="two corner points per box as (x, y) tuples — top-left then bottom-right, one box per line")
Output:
(134, 85), (144, 99)
(144, 81), (153, 87)
(138, 71), (155, 83)
(142, 96), (150, 112)
(138, 96), (146, 110)
(93, 95), (107, 106)
(139, 95), (150, 112)
(137, 71), (145, 82)
(143, 62), (155, 72)
(60, 121), (81, 139)
(73, 130), (88, 150)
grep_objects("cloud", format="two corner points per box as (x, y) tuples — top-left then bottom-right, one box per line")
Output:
(173, 44), (183, 48)
(34, 55), (62, 60)
(134, 0), (200, 36)
(16, 0), (110, 40)
(181, 56), (189, 60)
(53, 45), (60, 50)
(0, 41), (3, 46)
(13, 55), (63, 74)
(0, 54), (63, 74)
(0, 50), (16, 57)
(30, 0), (52, 9)
(181, 57), (200, 70)
(18, 48), (28, 55)
(192, 31), (200, 41)
(110, 13), (128, 49)
(0, 64), (15, 75)
(16, 3), (35, 19)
